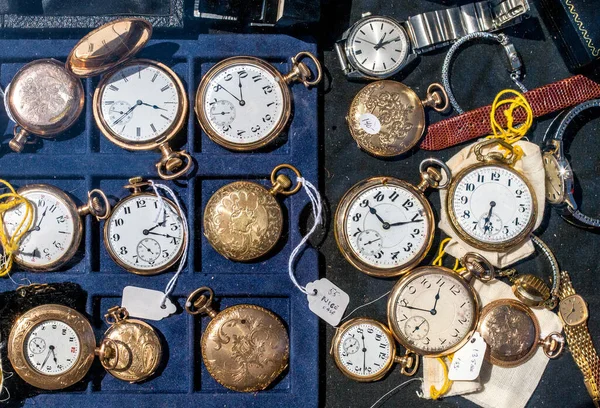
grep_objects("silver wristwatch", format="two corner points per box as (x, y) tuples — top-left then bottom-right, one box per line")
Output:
(543, 99), (600, 230)
(335, 0), (530, 80)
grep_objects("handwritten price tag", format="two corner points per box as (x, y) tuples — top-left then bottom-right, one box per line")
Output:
(358, 113), (382, 135)
(305, 278), (349, 327)
(448, 332), (487, 381)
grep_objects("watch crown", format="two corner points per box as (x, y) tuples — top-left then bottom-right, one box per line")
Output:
(361, 12), (372, 18)
(128, 176), (144, 185)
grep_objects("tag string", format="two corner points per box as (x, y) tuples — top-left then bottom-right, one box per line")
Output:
(432, 238), (465, 273)
(288, 177), (322, 295)
(0, 179), (34, 278)
(430, 355), (454, 400)
(341, 290), (390, 323)
(0, 334), (13, 403)
(148, 181), (189, 307)
(369, 378), (423, 408)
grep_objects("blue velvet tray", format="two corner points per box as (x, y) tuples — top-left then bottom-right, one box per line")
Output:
(0, 34), (319, 407)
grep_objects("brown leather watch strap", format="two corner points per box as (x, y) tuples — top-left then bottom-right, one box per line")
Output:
(420, 75), (600, 151)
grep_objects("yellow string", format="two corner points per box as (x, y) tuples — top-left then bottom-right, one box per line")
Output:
(430, 354), (454, 400)
(432, 237), (465, 272)
(0, 180), (34, 277)
(485, 89), (534, 163)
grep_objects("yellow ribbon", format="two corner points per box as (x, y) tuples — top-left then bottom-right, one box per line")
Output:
(430, 354), (455, 400)
(485, 89), (534, 163)
(0, 180), (34, 277)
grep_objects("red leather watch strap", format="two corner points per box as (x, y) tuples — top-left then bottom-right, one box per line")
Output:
(420, 75), (600, 151)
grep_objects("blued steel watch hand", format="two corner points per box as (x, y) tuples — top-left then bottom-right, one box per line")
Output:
(431, 288), (441, 313)
(140, 101), (167, 111)
(238, 75), (245, 105)
(35, 207), (48, 230)
(483, 201), (496, 233)
(146, 231), (177, 240)
(217, 85), (245, 106)
(367, 205), (387, 225)
(388, 219), (424, 227)
(144, 217), (166, 234)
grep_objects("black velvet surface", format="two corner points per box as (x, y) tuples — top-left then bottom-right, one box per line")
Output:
(319, 0), (600, 407)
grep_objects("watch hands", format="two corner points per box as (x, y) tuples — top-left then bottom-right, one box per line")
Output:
(140, 101), (167, 111)
(238, 74), (246, 105)
(364, 238), (381, 246)
(387, 219), (424, 227)
(400, 304), (432, 314)
(377, 36), (401, 48)
(357, 37), (379, 47)
(145, 231), (177, 240)
(412, 319), (426, 333)
(113, 101), (141, 125)
(33, 207), (48, 231)
(140, 242), (155, 255)
(41, 348), (53, 368)
(431, 288), (441, 315)
(218, 85), (245, 106)
(143, 219), (167, 235)
(50, 346), (58, 364)
(374, 32), (387, 50)
(483, 201), (496, 233)
(361, 333), (366, 373)
(367, 205), (388, 226)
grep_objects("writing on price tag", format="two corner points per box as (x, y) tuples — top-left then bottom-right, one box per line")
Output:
(359, 113), (381, 135)
(305, 278), (349, 327)
(448, 332), (487, 381)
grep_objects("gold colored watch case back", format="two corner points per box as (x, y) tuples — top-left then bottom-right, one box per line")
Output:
(99, 307), (162, 383)
(559, 294), (589, 326)
(542, 152), (566, 205)
(478, 299), (564, 367)
(8, 305), (95, 390)
(346, 81), (448, 157)
(334, 176), (435, 277)
(186, 287), (289, 393)
(387, 266), (480, 358)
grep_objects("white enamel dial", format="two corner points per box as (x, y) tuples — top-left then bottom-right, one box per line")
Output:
(391, 270), (476, 354)
(337, 322), (392, 378)
(25, 320), (80, 375)
(202, 62), (284, 145)
(4, 190), (77, 268)
(106, 194), (185, 272)
(344, 184), (429, 269)
(99, 62), (181, 143)
(450, 165), (535, 246)
(348, 16), (410, 77)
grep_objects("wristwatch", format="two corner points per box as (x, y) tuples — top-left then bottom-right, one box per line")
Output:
(543, 99), (600, 229)
(557, 271), (600, 407)
(335, 0), (530, 80)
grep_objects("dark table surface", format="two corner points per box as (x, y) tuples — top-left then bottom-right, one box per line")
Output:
(318, 0), (600, 407)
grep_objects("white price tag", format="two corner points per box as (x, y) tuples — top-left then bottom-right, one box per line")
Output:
(121, 286), (176, 321)
(359, 113), (381, 135)
(448, 332), (487, 381)
(305, 278), (349, 327)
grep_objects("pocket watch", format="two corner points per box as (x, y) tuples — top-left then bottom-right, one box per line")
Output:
(387, 254), (494, 357)
(334, 158), (450, 277)
(204, 164), (301, 261)
(346, 81), (449, 157)
(3, 184), (110, 271)
(195, 52), (322, 151)
(86, 19), (191, 180)
(446, 139), (537, 251)
(185, 287), (289, 392)
(330, 317), (419, 382)
(104, 177), (187, 275)
(478, 299), (564, 367)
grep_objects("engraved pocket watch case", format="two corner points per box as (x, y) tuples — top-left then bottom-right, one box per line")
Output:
(204, 164), (301, 262)
(104, 177), (187, 275)
(195, 52), (322, 151)
(3, 183), (110, 272)
(185, 287), (289, 393)
(346, 81), (449, 157)
(478, 299), (564, 367)
(334, 158), (451, 277)
(330, 317), (419, 382)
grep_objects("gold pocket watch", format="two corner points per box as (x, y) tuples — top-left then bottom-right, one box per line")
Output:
(334, 158), (450, 277)
(185, 287), (289, 392)
(104, 177), (187, 275)
(346, 81), (449, 157)
(3, 184), (110, 271)
(387, 254), (494, 357)
(195, 52), (322, 151)
(446, 139), (537, 251)
(330, 317), (419, 382)
(478, 299), (564, 367)
(204, 164), (301, 261)
(7, 304), (162, 390)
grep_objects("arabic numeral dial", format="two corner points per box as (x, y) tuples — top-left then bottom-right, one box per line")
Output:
(25, 320), (80, 375)
(106, 195), (185, 272)
(337, 322), (391, 378)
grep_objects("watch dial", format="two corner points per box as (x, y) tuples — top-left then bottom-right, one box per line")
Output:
(4, 190), (77, 268)
(344, 183), (430, 270)
(202, 61), (284, 145)
(337, 322), (392, 378)
(25, 320), (80, 375)
(450, 165), (535, 246)
(99, 62), (181, 143)
(543, 153), (566, 204)
(559, 295), (588, 326)
(106, 195), (185, 272)
(348, 17), (409, 76)
(390, 269), (476, 354)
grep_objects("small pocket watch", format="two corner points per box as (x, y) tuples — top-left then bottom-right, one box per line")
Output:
(478, 299), (564, 367)
(446, 139), (537, 251)
(330, 317), (419, 382)
(8, 304), (162, 390)
(104, 177), (187, 275)
(334, 158), (450, 277)
(346, 81), (449, 157)
(387, 254), (494, 357)
(185, 287), (289, 392)
(204, 164), (301, 261)
(3, 184), (110, 271)
(195, 52), (322, 151)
